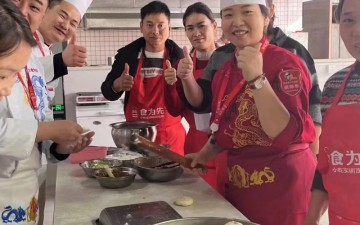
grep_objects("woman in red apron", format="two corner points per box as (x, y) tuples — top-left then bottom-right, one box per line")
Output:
(304, 1), (360, 224)
(180, 1), (317, 225)
(164, 2), (228, 194)
(101, 1), (185, 155)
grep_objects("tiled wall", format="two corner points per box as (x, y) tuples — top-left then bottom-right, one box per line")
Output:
(77, 0), (303, 65)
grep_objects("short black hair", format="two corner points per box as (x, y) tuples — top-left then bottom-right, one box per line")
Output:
(335, 0), (345, 22)
(0, 0), (37, 57)
(183, 2), (215, 27)
(140, 1), (170, 22)
(48, 0), (63, 9)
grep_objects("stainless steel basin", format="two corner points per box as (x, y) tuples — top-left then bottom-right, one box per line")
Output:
(110, 121), (157, 149)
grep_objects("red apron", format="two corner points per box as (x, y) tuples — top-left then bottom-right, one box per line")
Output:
(211, 38), (316, 225)
(125, 50), (185, 155)
(318, 64), (360, 225)
(183, 53), (228, 194)
(226, 145), (315, 225)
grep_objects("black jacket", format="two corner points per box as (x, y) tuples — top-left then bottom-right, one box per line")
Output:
(101, 37), (183, 109)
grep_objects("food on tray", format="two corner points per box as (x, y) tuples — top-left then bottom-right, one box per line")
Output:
(224, 221), (243, 225)
(174, 196), (193, 207)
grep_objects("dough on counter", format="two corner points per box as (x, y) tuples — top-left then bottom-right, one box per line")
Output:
(174, 196), (193, 207)
(224, 221), (243, 225)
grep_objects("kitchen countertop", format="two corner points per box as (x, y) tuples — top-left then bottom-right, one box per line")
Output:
(52, 161), (247, 225)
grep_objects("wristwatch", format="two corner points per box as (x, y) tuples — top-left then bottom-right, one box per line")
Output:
(248, 74), (267, 90)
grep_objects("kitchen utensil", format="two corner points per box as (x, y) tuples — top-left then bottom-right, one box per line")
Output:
(94, 167), (137, 189)
(70, 146), (108, 164)
(132, 134), (207, 172)
(97, 201), (182, 225)
(154, 217), (259, 225)
(133, 156), (183, 182)
(80, 159), (124, 178)
(110, 121), (157, 149)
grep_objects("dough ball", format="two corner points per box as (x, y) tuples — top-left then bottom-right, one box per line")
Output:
(224, 221), (243, 225)
(174, 196), (193, 207)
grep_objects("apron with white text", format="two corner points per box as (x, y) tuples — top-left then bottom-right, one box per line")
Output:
(125, 50), (185, 155)
(318, 64), (360, 225)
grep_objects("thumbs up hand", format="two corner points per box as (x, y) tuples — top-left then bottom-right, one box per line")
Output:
(164, 60), (177, 85)
(177, 46), (193, 80)
(62, 33), (87, 67)
(113, 63), (134, 92)
(236, 43), (263, 82)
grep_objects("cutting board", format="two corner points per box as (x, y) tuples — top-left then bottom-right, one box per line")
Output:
(96, 201), (182, 225)
(69, 146), (107, 164)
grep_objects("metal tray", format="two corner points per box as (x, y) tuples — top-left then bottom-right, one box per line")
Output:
(97, 201), (182, 225)
(154, 217), (259, 225)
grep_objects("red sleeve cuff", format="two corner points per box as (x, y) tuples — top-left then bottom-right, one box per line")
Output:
(271, 112), (300, 148)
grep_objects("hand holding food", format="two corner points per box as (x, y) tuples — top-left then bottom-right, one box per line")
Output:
(55, 130), (94, 154)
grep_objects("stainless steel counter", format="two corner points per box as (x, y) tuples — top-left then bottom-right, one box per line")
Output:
(52, 161), (248, 225)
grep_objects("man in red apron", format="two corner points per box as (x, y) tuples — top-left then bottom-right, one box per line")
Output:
(101, 1), (185, 155)
(180, 1), (316, 224)
(304, 1), (360, 224)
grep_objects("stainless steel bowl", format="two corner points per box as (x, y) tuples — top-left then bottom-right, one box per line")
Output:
(155, 217), (259, 225)
(94, 167), (137, 189)
(133, 156), (183, 182)
(110, 121), (157, 149)
(80, 159), (124, 178)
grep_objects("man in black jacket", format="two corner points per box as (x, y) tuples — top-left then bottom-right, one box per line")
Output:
(266, 0), (322, 155)
(101, 1), (186, 155)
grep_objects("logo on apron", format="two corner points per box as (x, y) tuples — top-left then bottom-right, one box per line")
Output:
(279, 69), (302, 96)
(1, 197), (38, 224)
(26, 197), (38, 223)
(324, 147), (360, 174)
(1, 206), (26, 223)
(229, 165), (275, 188)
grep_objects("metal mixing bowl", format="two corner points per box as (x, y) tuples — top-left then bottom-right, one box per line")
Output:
(110, 121), (157, 149)
(154, 217), (259, 225)
(80, 159), (124, 178)
(133, 156), (183, 182)
(94, 167), (137, 189)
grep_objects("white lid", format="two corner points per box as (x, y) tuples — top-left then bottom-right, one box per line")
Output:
(221, 0), (267, 10)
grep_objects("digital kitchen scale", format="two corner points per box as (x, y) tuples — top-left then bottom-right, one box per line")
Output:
(76, 92), (110, 105)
